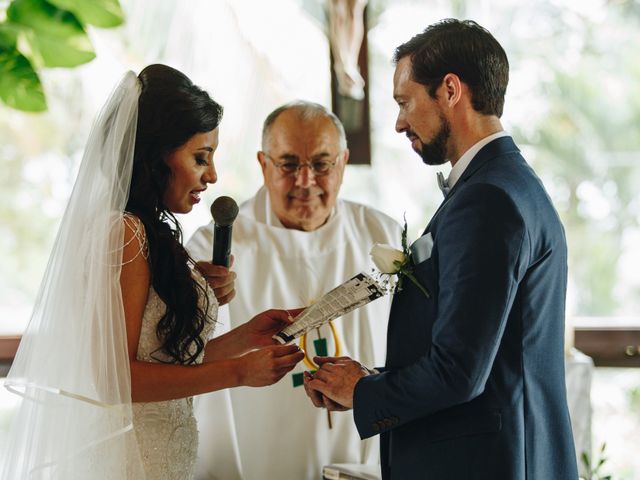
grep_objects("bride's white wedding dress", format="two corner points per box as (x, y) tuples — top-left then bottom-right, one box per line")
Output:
(126, 215), (218, 479)
(1, 75), (224, 479)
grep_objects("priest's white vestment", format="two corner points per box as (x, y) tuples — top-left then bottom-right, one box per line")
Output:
(186, 187), (402, 480)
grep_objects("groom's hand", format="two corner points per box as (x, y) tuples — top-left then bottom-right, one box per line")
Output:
(303, 371), (350, 411)
(304, 356), (370, 409)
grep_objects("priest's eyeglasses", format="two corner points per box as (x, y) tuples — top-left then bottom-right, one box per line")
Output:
(263, 152), (340, 177)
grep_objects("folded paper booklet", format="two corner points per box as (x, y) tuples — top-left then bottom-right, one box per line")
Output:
(273, 272), (386, 344)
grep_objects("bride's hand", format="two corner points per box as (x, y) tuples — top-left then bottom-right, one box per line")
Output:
(195, 257), (236, 306)
(238, 344), (305, 387)
(244, 307), (306, 349)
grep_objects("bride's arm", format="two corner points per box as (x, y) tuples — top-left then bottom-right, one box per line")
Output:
(120, 219), (303, 403)
(203, 325), (250, 361)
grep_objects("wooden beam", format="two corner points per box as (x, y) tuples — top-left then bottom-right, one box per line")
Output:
(574, 327), (640, 367)
(0, 336), (20, 364)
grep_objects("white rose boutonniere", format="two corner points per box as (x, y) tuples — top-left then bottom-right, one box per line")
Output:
(369, 218), (430, 298)
(370, 244), (405, 274)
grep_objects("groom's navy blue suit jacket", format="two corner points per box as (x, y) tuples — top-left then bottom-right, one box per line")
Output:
(354, 137), (578, 479)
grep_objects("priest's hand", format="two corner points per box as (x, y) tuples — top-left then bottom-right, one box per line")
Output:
(304, 356), (371, 409)
(243, 307), (306, 349)
(195, 256), (236, 305)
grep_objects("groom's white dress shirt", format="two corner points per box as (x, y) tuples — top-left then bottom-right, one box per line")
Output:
(437, 131), (509, 197)
(448, 131), (510, 189)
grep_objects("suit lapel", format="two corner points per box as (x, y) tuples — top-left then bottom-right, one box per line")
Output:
(423, 136), (520, 234)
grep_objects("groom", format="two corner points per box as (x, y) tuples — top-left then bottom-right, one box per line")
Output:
(304, 19), (579, 479)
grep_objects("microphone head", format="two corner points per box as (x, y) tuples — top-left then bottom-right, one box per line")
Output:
(210, 196), (239, 226)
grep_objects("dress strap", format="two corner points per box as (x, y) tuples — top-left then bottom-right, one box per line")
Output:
(122, 213), (149, 264)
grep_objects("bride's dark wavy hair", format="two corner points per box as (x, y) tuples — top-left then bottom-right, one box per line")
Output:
(126, 64), (223, 364)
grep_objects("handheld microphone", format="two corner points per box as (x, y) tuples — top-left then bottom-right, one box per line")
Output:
(210, 196), (239, 267)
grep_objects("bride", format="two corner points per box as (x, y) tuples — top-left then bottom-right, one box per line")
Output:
(2, 64), (304, 479)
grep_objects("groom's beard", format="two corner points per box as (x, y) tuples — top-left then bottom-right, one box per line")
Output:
(419, 115), (451, 166)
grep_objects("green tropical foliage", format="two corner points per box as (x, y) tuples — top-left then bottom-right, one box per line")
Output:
(0, 0), (124, 111)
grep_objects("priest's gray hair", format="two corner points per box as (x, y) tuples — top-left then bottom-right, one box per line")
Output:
(262, 100), (347, 151)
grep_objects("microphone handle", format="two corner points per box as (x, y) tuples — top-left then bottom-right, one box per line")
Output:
(212, 223), (233, 267)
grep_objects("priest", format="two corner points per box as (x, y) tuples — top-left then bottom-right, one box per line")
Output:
(186, 100), (401, 480)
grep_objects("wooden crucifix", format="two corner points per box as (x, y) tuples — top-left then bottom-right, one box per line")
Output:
(328, 0), (371, 165)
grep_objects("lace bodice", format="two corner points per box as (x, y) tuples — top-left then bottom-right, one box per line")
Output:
(124, 214), (218, 480)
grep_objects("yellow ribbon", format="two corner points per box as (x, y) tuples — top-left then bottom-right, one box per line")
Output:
(299, 320), (342, 370)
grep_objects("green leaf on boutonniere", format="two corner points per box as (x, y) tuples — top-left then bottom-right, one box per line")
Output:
(399, 266), (431, 298)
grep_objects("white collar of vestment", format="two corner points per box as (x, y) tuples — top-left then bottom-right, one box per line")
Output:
(447, 131), (510, 188)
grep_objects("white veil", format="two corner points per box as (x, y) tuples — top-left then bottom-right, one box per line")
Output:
(2, 72), (145, 479)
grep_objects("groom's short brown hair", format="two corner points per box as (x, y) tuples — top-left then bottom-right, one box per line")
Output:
(393, 19), (509, 118)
